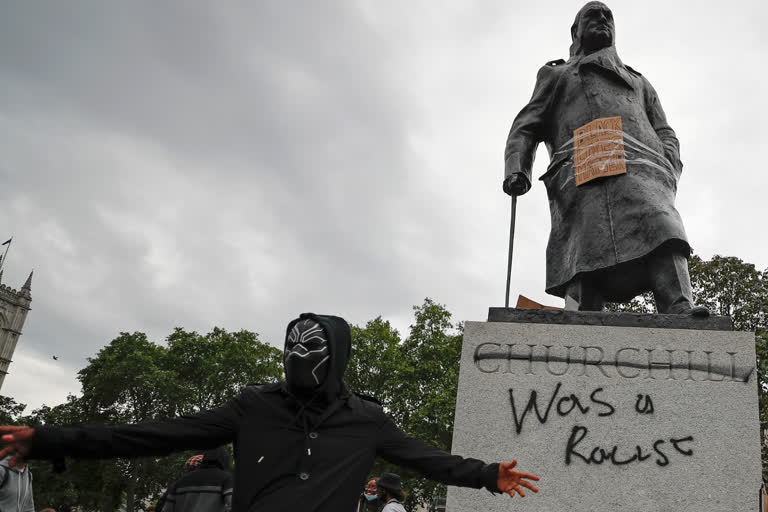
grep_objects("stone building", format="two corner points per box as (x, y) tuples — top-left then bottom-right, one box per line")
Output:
(0, 269), (32, 390)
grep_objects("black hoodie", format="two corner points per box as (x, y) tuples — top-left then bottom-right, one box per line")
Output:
(29, 313), (500, 512)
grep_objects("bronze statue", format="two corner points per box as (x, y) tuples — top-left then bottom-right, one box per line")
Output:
(503, 2), (707, 316)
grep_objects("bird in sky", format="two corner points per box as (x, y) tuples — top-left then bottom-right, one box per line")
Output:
(52, 356), (58, 360)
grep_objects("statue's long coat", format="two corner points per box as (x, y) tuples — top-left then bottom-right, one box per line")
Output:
(505, 48), (689, 300)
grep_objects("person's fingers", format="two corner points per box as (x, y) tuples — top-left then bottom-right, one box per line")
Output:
(0, 426), (29, 437)
(506, 488), (516, 498)
(520, 481), (539, 493)
(2, 429), (33, 442)
(508, 459), (518, 470)
(516, 485), (526, 497)
(515, 471), (540, 481)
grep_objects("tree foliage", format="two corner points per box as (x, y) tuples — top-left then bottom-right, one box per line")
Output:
(0, 395), (26, 425)
(17, 327), (282, 512)
(345, 298), (463, 511)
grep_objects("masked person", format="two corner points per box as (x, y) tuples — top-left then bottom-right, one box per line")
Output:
(503, 2), (709, 315)
(0, 314), (540, 511)
(376, 473), (406, 512)
(356, 478), (380, 512)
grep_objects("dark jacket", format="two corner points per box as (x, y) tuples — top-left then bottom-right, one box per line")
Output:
(505, 45), (689, 300)
(162, 447), (233, 512)
(29, 314), (499, 512)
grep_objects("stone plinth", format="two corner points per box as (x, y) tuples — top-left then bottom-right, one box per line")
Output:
(447, 311), (761, 511)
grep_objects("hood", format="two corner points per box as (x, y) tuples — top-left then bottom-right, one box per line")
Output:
(0, 455), (25, 472)
(201, 446), (230, 470)
(284, 312), (351, 403)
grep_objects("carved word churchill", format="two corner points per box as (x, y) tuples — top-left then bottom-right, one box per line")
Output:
(474, 342), (753, 382)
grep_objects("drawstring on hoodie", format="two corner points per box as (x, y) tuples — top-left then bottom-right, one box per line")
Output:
(282, 390), (349, 475)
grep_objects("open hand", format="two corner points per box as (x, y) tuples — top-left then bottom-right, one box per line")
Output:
(0, 425), (35, 467)
(497, 460), (540, 498)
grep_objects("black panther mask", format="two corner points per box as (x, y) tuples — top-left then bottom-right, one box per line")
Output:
(284, 318), (331, 391)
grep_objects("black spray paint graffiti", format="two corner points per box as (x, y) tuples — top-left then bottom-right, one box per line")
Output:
(474, 343), (754, 383)
(509, 382), (694, 466)
(565, 426), (694, 466)
(635, 394), (654, 414)
(509, 382), (614, 434)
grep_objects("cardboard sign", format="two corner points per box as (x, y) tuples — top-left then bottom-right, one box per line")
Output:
(573, 116), (627, 186)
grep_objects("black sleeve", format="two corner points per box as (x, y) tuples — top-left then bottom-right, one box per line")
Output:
(28, 392), (247, 460)
(504, 64), (559, 188)
(375, 415), (499, 492)
(643, 76), (682, 176)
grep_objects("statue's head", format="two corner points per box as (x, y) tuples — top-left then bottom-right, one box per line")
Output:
(570, 2), (615, 56)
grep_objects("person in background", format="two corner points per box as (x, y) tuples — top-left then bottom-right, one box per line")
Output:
(0, 455), (33, 512)
(376, 473), (406, 512)
(161, 446), (233, 512)
(356, 477), (380, 512)
(157, 453), (203, 512)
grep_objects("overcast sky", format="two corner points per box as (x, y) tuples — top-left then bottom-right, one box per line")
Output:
(1, 0), (766, 412)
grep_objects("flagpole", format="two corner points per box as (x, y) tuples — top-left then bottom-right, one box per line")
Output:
(0, 237), (12, 273)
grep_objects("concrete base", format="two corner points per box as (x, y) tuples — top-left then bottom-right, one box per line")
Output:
(447, 313), (761, 511)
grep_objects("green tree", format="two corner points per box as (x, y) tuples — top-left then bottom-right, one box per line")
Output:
(77, 332), (177, 512)
(0, 395), (25, 424)
(394, 299), (463, 510)
(165, 327), (283, 414)
(346, 299), (463, 511)
(346, 316), (401, 404)
(29, 327), (282, 512)
(27, 395), (125, 512)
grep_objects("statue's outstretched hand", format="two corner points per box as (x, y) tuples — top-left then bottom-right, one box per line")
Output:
(0, 425), (35, 467)
(497, 460), (540, 498)
(503, 175), (529, 196)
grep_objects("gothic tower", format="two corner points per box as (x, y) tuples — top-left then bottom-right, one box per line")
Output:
(0, 270), (32, 390)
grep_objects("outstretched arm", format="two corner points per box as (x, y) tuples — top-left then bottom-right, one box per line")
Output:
(0, 391), (247, 466)
(376, 416), (539, 498)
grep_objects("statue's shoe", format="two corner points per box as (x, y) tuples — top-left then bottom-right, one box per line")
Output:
(688, 306), (710, 317)
(668, 303), (710, 317)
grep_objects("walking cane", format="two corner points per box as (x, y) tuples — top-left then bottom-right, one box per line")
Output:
(504, 195), (517, 308)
